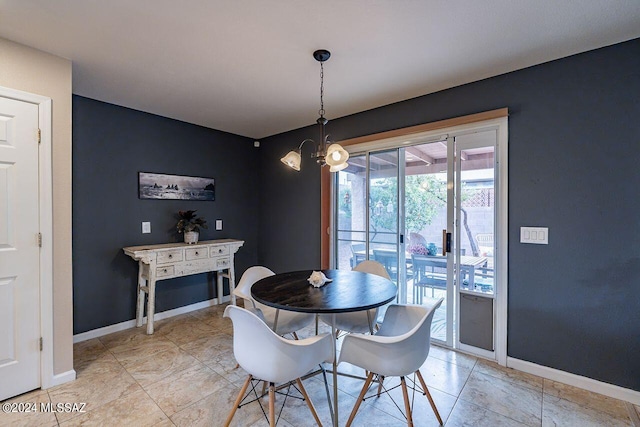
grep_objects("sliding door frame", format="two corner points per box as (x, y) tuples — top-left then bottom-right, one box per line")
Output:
(322, 108), (508, 365)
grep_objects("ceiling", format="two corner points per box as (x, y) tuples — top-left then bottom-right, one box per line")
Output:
(1, 1), (639, 139)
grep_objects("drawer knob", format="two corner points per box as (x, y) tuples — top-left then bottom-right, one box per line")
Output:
(168, 254), (172, 258)
(195, 251), (199, 255)
(163, 269), (167, 272)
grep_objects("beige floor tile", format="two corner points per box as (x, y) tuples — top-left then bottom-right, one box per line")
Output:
(58, 389), (168, 427)
(48, 359), (141, 423)
(0, 389), (58, 427)
(428, 345), (478, 371)
(153, 313), (216, 347)
(119, 346), (200, 387)
(170, 382), (265, 427)
(143, 363), (228, 416)
(543, 379), (630, 420)
(542, 392), (632, 426)
(179, 333), (233, 365)
(446, 399), (530, 427)
(358, 376), (457, 427)
(204, 348), (248, 385)
(97, 326), (149, 351)
(418, 356), (473, 396)
(73, 351), (120, 378)
(474, 359), (543, 392)
(459, 370), (542, 426)
(107, 335), (179, 365)
(279, 376), (368, 427)
(73, 339), (109, 364)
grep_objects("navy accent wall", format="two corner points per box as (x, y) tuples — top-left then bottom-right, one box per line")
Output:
(72, 96), (259, 334)
(259, 38), (640, 391)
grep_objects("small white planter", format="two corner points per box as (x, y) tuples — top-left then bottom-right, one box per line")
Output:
(184, 231), (199, 244)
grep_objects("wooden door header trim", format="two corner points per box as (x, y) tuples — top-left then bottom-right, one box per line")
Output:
(338, 108), (508, 147)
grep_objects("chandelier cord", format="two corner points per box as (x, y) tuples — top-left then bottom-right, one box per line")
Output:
(319, 62), (325, 118)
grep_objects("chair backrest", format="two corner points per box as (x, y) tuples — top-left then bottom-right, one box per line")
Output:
(224, 305), (332, 384)
(372, 249), (398, 279)
(352, 260), (391, 280)
(232, 266), (275, 307)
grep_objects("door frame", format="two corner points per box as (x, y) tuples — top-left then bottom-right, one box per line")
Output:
(0, 85), (54, 389)
(324, 109), (508, 365)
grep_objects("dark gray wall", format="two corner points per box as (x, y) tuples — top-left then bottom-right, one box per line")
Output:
(259, 38), (640, 391)
(72, 96), (259, 334)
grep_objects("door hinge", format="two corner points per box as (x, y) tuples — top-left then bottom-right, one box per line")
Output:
(37, 128), (41, 144)
(39, 337), (43, 351)
(37, 233), (42, 247)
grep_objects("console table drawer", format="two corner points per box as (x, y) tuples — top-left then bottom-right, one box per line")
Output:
(215, 257), (231, 269)
(157, 249), (183, 264)
(156, 265), (175, 277)
(210, 245), (230, 257)
(185, 247), (208, 261)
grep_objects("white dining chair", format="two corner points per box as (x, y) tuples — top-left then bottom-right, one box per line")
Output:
(338, 299), (444, 426)
(319, 260), (392, 335)
(233, 266), (315, 337)
(223, 305), (333, 427)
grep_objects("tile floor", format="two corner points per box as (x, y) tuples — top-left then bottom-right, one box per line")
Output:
(2, 302), (639, 426)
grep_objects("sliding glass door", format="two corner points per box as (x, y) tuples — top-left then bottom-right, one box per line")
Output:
(334, 130), (501, 353)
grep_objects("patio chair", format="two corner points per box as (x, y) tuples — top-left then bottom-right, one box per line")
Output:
(411, 254), (447, 303)
(350, 243), (366, 267)
(373, 249), (399, 281)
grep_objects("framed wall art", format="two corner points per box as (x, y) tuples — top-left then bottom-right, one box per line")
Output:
(138, 172), (215, 201)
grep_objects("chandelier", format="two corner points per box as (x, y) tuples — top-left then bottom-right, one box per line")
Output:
(280, 49), (349, 172)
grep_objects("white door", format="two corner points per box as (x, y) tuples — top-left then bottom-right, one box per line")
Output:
(0, 96), (41, 400)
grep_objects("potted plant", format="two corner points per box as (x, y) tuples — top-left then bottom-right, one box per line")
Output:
(176, 210), (207, 244)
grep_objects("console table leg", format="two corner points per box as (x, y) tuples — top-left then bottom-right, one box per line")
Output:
(229, 266), (236, 305)
(136, 262), (145, 327)
(146, 280), (156, 334)
(217, 272), (224, 304)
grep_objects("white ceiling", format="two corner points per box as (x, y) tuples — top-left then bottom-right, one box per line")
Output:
(1, 1), (639, 139)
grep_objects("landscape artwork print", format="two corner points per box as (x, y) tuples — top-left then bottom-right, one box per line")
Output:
(139, 172), (215, 201)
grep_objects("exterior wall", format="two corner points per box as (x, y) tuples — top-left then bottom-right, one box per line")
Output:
(0, 38), (73, 375)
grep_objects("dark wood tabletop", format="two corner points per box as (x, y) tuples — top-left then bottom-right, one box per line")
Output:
(251, 269), (397, 314)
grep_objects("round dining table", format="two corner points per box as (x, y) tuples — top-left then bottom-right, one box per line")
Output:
(252, 269), (397, 427)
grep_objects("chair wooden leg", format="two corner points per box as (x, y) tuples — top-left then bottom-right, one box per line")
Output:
(416, 370), (443, 425)
(346, 371), (374, 427)
(224, 374), (252, 427)
(268, 382), (276, 427)
(296, 378), (323, 426)
(400, 377), (414, 427)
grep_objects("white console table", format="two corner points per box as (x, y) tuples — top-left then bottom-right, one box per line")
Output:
(123, 239), (244, 334)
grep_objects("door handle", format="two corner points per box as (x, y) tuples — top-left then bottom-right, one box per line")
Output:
(442, 230), (452, 255)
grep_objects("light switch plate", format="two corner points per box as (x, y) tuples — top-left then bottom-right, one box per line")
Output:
(520, 226), (548, 244)
(215, 220), (223, 231)
(142, 221), (151, 234)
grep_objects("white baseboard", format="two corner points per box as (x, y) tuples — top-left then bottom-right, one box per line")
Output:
(45, 369), (76, 389)
(73, 297), (230, 343)
(507, 357), (640, 406)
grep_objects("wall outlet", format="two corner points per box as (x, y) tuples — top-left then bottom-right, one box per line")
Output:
(142, 222), (151, 234)
(216, 220), (223, 231)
